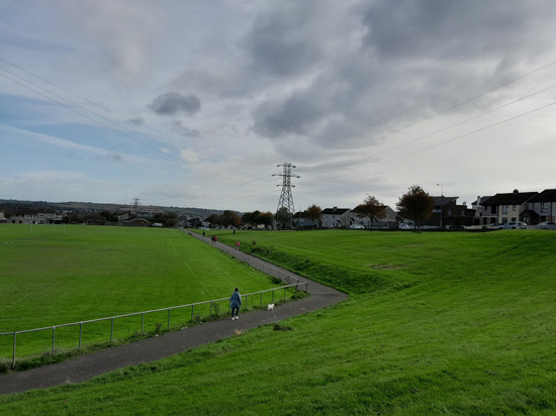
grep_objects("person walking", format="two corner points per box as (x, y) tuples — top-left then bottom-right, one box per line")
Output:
(230, 288), (242, 320)
(236, 240), (241, 250)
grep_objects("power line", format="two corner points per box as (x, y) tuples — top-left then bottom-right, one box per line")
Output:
(306, 80), (556, 176)
(350, 58), (556, 151)
(304, 97), (556, 187)
(0, 64), (277, 194)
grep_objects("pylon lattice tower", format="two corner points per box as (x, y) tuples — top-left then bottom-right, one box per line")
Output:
(273, 163), (300, 218)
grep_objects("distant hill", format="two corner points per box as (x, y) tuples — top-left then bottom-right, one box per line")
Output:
(0, 199), (228, 218)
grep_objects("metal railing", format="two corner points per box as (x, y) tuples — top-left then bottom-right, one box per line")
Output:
(1, 282), (307, 369)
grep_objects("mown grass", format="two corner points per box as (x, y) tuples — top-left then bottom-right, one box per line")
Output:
(1, 229), (555, 415)
(0, 225), (281, 360)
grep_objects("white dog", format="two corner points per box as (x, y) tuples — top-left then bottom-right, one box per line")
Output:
(267, 303), (275, 311)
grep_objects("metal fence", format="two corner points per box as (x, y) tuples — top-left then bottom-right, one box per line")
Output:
(1, 282), (307, 369)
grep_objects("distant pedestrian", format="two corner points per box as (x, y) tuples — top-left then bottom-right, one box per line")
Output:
(202, 230), (206, 237)
(233, 229), (236, 235)
(211, 235), (215, 244)
(230, 288), (242, 320)
(236, 240), (240, 250)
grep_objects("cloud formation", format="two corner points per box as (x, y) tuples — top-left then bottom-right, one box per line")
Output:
(172, 121), (200, 138)
(149, 93), (201, 116)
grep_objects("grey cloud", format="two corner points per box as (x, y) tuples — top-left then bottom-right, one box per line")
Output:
(244, 1), (324, 77)
(172, 121), (201, 138)
(129, 117), (143, 125)
(360, 0), (554, 61)
(253, 92), (324, 138)
(149, 93), (201, 116)
(252, 0), (556, 153)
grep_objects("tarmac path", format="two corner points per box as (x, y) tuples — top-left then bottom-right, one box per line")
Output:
(0, 230), (347, 395)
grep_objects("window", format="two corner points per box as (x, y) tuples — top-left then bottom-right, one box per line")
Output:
(503, 206), (508, 214)
(541, 203), (548, 212)
(512, 205), (516, 211)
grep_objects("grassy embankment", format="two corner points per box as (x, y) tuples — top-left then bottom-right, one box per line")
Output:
(0, 224), (283, 365)
(1, 229), (555, 415)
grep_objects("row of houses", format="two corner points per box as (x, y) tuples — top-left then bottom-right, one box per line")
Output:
(0, 210), (64, 225)
(0, 209), (154, 226)
(295, 188), (556, 230)
(473, 189), (556, 225)
(293, 206), (398, 229)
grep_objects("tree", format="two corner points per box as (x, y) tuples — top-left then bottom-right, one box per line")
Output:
(306, 204), (322, 229)
(257, 212), (274, 229)
(275, 207), (291, 230)
(241, 210), (261, 227)
(205, 214), (221, 228)
(353, 195), (387, 230)
(221, 210), (241, 227)
(396, 185), (435, 232)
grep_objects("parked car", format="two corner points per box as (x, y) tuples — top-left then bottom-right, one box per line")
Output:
(349, 224), (364, 229)
(397, 222), (415, 230)
(501, 221), (528, 229)
(487, 223), (502, 229)
(535, 221), (556, 229)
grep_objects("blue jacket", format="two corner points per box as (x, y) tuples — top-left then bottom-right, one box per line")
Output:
(230, 291), (242, 308)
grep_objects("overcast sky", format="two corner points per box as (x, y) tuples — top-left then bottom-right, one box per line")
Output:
(2, 0), (556, 213)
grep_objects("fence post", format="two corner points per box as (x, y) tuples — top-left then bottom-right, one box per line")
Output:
(141, 313), (145, 335)
(168, 309), (172, 330)
(79, 323), (83, 350)
(260, 292), (263, 308)
(191, 305), (194, 323)
(110, 318), (114, 343)
(272, 289), (275, 304)
(284, 288), (286, 301)
(52, 327), (56, 354)
(209, 302), (212, 319)
(12, 332), (16, 370)
(245, 294), (248, 309)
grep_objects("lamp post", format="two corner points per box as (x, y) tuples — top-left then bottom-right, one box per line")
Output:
(437, 184), (444, 230)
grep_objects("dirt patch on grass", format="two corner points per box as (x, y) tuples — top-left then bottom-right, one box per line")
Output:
(369, 263), (408, 270)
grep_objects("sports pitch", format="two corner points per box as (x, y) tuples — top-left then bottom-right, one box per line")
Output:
(0, 224), (279, 357)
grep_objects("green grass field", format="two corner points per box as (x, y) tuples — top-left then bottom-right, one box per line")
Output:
(0, 224), (280, 359)
(1, 229), (555, 415)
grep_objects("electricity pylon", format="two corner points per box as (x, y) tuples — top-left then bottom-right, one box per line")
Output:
(273, 163), (300, 225)
(132, 198), (140, 214)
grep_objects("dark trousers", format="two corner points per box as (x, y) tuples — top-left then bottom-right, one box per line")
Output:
(231, 307), (239, 317)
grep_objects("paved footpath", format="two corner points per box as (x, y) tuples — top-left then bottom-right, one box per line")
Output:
(0, 230), (346, 395)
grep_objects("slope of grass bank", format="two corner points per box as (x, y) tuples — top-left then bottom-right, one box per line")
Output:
(1, 230), (555, 415)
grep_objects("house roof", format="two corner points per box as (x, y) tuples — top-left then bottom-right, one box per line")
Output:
(481, 191), (538, 206)
(529, 189), (556, 203)
(322, 207), (350, 215)
(471, 196), (493, 206)
(432, 196), (459, 206)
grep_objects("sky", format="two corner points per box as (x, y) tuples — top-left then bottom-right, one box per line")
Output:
(1, 0), (556, 213)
